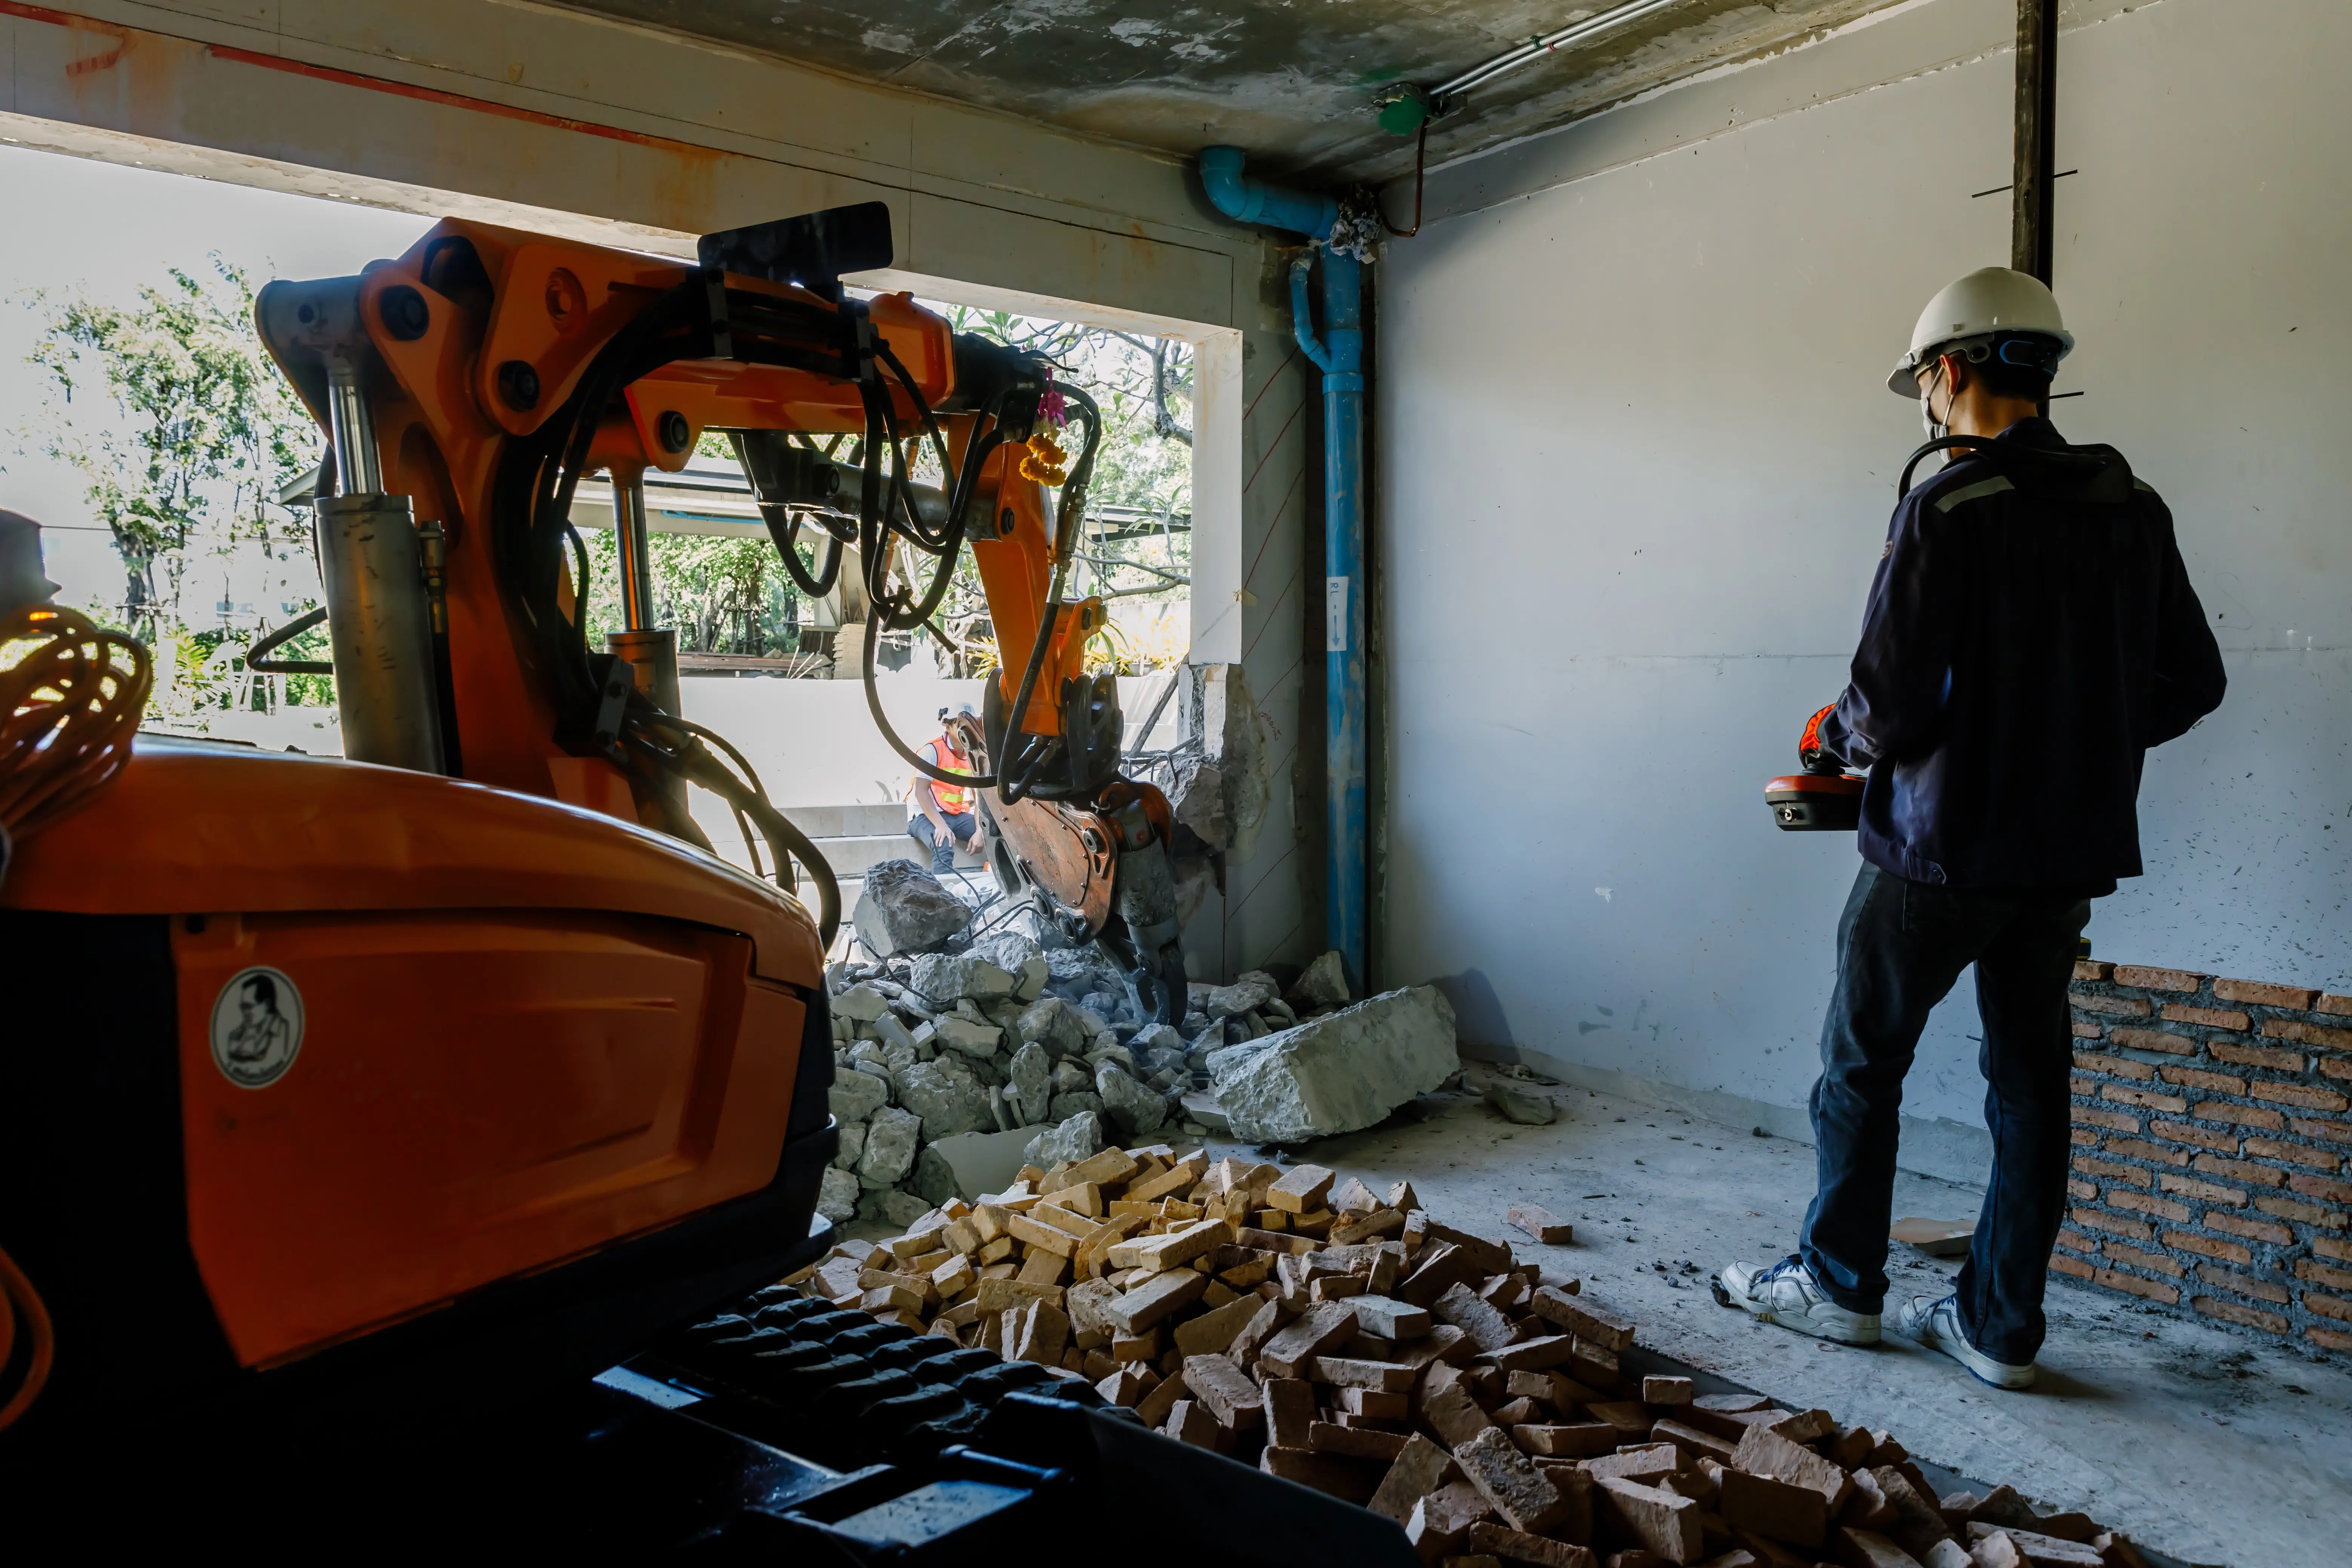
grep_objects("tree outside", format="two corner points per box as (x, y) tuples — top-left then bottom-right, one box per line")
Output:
(16, 260), (1196, 738)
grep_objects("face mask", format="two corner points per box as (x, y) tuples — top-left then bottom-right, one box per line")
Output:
(1919, 362), (1948, 441)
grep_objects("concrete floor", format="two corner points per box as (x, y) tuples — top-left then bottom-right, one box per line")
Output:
(1192, 1073), (2352, 1568)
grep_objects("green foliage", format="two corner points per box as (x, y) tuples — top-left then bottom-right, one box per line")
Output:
(28, 258), (315, 637)
(580, 526), (804, 658)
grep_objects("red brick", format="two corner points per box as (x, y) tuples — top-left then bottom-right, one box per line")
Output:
(2192, 1295), (2288, 1333)
(2102, 1137), (2189, 1167)
(2055, 1227), (2097, 1253)
(2243, 1137), (2342, 1172)
(2114, 965), (2205, 993)
(2319, 993), (2352, 1017)
(2161, 1003), (2252, 1031)
(2065, 1177), (2096, 1200)
(2254, 1195), (2348, 1228)
(2147, 1118), (2241, 1154)
(2309, 1326), (2352, 1351)
(2069, 1128), (2098, 1147)
(2073, 1156), (2149, 1187)
(2162, 1066), (2249, 1095)
(2108, 1028), (2196, 1056)
(2073, 993), (2152, 1017)
(2076, 1108), (2142, 1133)
(2100, 1242), (2184, 1277)
(2207, 1212), (2294, 1246)
(2296, 1258), (2352, 1292)
(2070, 1076), (2097, 1096)
(2158, 1174), (2249, 1206)
(2163, 1230), (2252, 1265)
(2073, 960), (2113, 982)
(2071, 1208), (2153, 1241)
(2305, 1290), (2352, 1324)
(2105, 1190), (2192, 1223)
(2070, 1022), (2103, 1040)
(2198, 1265), (2291, 1304)
(2103, 1086), (2189, 1114)
(2251, 1082), (2352, 1113)
(2312, 1235), (2352, 1262)
(2262, 1018), (2352, 1052)
(2323, 1059), (2352, 1085)
(2094, 1268), (2179, 1304)
(2192, 1153), (2287, 1188)
(2191, 1101), (2286, 1131)
(2049, 1251), (2094, 1280)
(2288, 1172), (2352, 1204)
(2209, 1040), (2306, 1072)
(2214, 979), (2318, 1010)
(2074, 1052), (2153, 1080)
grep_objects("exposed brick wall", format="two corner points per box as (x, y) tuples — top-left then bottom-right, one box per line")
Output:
(2060, 963), (2352, 1357)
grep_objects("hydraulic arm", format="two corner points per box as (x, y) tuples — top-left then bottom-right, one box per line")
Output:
(254, 202), (1188, 1013)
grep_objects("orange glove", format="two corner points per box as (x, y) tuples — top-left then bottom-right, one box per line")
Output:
(1798, 704), (1841, 775)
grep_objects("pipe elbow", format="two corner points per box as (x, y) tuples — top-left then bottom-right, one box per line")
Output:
(1195, 144), (1337, 239)
(1199, 145), (1253, 223)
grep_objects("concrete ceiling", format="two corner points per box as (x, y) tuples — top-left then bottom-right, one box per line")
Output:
(554, 0), (1905, 188)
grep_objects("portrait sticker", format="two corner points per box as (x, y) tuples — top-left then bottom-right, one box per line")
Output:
(209, 967), (305, 1089)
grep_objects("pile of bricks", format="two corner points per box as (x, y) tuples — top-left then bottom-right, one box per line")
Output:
(2061, 962), (2352, 1354)
(786, 1145), (2159, 1567)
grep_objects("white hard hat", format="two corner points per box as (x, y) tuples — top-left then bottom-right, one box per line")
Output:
(1887, 267), (2074, 396)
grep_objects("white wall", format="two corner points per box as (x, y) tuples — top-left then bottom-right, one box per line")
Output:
(1377, 0), (2352, 1170)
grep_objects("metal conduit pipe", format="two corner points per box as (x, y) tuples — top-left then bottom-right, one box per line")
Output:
(1197, 146), (1367, 991)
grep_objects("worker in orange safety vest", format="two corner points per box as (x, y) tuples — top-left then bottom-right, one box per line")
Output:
(906, 704), (979, 873)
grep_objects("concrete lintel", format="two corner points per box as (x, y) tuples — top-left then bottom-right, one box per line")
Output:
(0, 0), (1266, 331)
(1460, 1039), (1995, 1189)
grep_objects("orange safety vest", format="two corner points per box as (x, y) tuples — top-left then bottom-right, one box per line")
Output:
(922, 737), (973, 815)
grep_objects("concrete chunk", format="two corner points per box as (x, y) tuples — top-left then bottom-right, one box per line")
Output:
(1206, 985), (1459, 1142)
(1455, 1426), (1573, 1535)
(851, 860), (974, 956)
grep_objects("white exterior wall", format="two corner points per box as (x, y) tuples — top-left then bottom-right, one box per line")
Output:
(1377, 0), (2352, 1174)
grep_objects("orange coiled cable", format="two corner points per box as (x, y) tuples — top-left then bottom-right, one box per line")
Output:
(0, 603), (152, 846)
(0, 1244), (53, 1431)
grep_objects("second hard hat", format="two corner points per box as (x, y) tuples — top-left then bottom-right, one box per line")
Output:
(1886, 267), (2074, 396)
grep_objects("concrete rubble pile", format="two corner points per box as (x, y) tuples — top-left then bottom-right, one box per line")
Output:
(821, 925), (1174, 1230)
(784, 1151), (2162, 1568)
(824, 862), (1459, 1225)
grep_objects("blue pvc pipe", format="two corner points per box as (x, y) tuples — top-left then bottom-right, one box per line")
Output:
(1198, 146), (1367, 992)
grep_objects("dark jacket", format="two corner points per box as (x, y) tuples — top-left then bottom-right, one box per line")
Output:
(1815, 418), (2226, 892)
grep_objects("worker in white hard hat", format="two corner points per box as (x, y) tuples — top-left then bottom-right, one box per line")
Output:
(906, 702), (980, 873)
(1718, 268), (2227, 1389)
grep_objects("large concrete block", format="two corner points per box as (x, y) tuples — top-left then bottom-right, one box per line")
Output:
(852, 859), (973, 957)
(1207, 985), (1460, 1144)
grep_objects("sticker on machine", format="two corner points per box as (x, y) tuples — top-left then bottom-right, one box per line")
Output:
(209, 967), (305, 1088)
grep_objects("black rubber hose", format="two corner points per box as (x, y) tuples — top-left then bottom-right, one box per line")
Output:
(861, 611), (997, 790)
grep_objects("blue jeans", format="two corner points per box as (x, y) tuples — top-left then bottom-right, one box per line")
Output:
(1799, 862), (2092, 1364)
(909, 811), (975, 874)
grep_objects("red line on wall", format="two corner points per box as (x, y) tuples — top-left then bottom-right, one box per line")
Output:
(201, 44), (722, 160)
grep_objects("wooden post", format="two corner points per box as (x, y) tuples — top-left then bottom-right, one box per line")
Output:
(2012, 0), (2058, 284)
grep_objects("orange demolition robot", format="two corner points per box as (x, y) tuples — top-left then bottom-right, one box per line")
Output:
(0, 201), (1185, 1448)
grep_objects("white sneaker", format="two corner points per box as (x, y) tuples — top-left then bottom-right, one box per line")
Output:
(1890, 1293), (2035, 1389)
(1712, 1256), (1880, 1345)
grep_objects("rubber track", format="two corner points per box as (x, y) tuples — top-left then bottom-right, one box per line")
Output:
(660, 1290), (1114, 1468)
